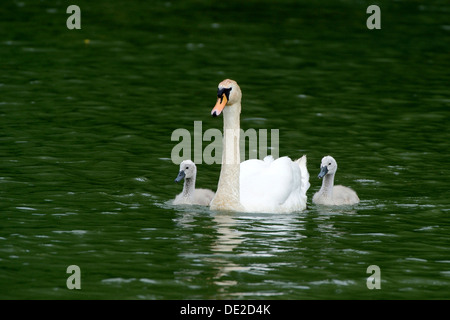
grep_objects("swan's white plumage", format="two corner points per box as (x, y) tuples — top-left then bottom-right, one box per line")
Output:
(312, 155), (359, 206)
(173, 160), (215, 206)
(239, 155), (309, 213)
(209, 79), (310, 213)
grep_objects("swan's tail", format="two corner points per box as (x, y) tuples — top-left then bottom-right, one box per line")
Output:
(295, 155), (310, 197)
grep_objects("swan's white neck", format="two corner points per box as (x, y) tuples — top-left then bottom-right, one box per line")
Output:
(182, 176), (195, 199)
(319, 173), (335, 198)
(210, 102), (244, 211)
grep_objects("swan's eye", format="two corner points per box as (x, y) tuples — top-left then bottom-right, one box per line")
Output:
(186, 167), (189, 170)
(328, 162), (331, 166)
(217, 87), (232, 103)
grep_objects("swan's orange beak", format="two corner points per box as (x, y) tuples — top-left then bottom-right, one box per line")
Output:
(211, 94), (228, 117)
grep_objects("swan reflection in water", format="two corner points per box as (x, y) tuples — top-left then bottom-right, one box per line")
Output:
(172, 208), (248, 295)
(172, 207), (308, 297)
(170, 198), (362, 298)
(207, 211), (307, 297)
(206, 212), (247, 291)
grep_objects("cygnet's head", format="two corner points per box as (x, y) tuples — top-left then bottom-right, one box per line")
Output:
(318, 155), (337, 178)
(211, 79), (242, 117)
(175, 160), (197, 183)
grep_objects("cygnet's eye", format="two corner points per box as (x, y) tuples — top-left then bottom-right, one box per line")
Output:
(328, 162), (331, 166)
(185, 166), (189, 170)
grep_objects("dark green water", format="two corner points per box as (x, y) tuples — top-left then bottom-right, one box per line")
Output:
(0, 0), (449, 299)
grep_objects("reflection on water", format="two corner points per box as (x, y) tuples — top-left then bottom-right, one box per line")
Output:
(213, 212), (308, 298)
(209, 213), (246, 292)
(173, 208), (311, 298)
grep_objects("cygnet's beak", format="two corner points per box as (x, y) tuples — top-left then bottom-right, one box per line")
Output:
(211, 87), (231, 117)
(318, 166), (328, 179)
(174, 170), (186, 183)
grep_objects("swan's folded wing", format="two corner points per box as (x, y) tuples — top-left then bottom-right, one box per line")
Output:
(296, 155), (310, 197)
(240, 156), (302, 212)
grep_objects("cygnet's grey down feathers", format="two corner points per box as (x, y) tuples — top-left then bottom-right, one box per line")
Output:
(173, 160), (215, 206)
(313, 155), (360, 206)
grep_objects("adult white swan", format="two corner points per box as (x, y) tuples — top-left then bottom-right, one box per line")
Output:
(312, 155), (360, 206)
(209, 79), (310, 213)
